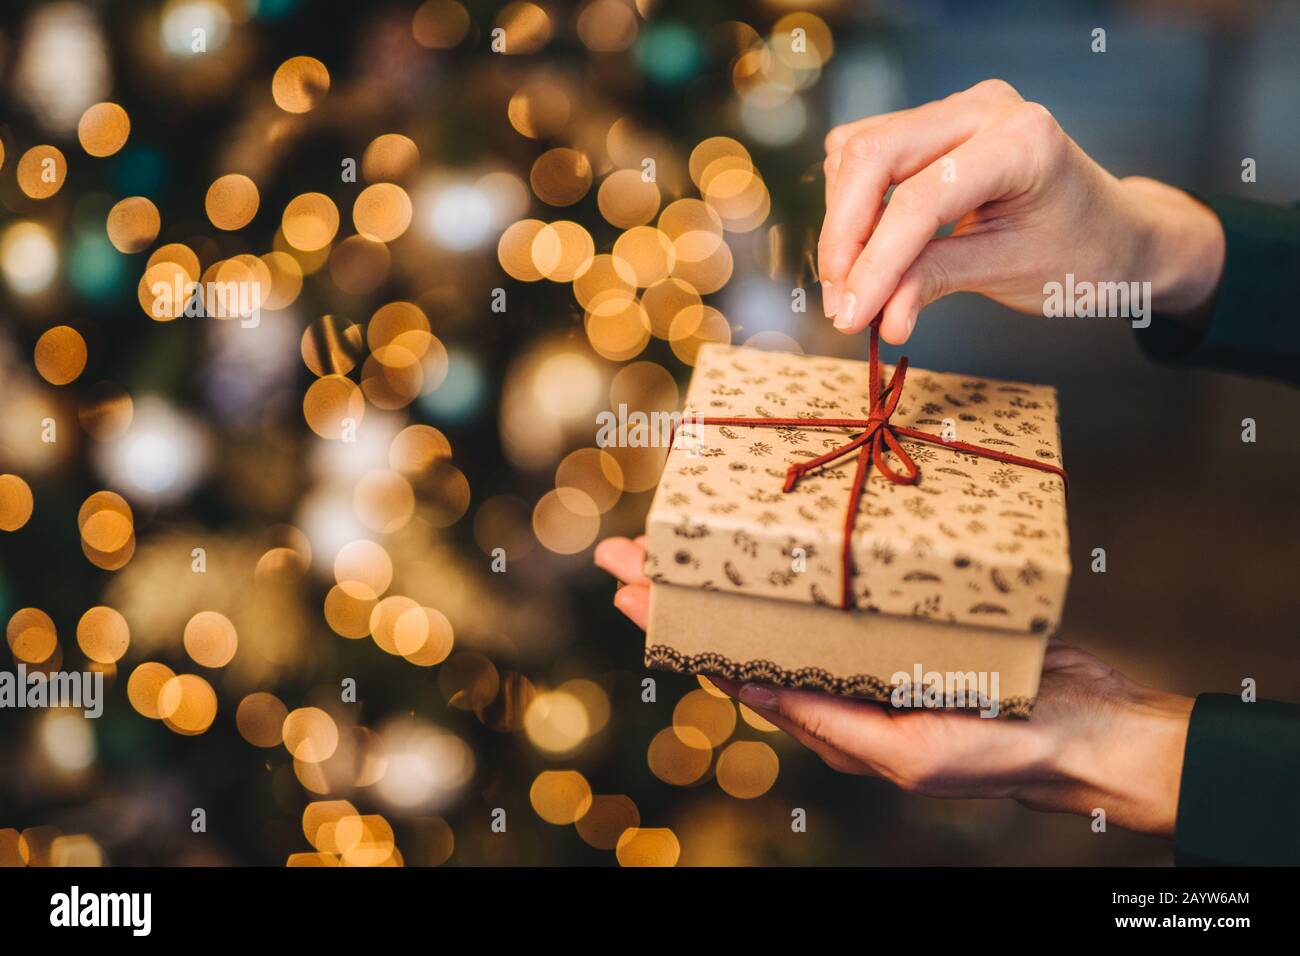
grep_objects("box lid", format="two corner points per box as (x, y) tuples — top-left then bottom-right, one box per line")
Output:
(644, 343), (1070, 635)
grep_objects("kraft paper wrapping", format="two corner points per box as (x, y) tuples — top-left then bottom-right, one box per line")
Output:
(644, 343), (1071, 636)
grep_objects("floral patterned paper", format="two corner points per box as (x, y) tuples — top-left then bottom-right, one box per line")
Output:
(644, 343), (1071, 635)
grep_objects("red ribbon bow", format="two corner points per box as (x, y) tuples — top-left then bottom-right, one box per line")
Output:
(685, 319), (1069, 610)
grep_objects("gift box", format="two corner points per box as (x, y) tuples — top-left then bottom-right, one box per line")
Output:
(642, 331), (1070, 717)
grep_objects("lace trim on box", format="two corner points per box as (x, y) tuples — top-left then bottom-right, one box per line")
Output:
(645, 643), (1034, 718)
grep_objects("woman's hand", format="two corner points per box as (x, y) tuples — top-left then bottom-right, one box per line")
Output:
(594, 535), (1194, 837)
(818, 78), (1225, 344)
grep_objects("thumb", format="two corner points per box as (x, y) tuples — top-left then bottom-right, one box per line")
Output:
(879, 234), (999, 344)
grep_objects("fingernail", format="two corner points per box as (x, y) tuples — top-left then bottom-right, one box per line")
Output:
(739, 683), (779, 711)
(904, 309), (918, 339)
(834, 293), (857, 330)
(822, 281), (838, 317)
(613, 587), (630, 610)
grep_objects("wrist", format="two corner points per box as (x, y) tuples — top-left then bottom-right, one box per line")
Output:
(1058, 688), (1194, 837)
(1121, 176), (1226, 321)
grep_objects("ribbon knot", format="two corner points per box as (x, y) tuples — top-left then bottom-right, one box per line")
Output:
(673, 318), (1068, 610)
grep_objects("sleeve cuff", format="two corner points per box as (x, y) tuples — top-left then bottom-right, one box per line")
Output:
(1174, 692), (1300, 866)
(1136, 195), (1300, 384)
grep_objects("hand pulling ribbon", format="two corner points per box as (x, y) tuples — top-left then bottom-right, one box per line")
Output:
(681, 318), (1069, 610)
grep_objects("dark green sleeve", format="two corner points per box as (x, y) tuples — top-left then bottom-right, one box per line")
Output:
(1174, 693), (1300, 865)
(1136, 196), (1300, 385)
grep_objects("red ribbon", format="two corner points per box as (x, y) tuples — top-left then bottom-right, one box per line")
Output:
(684, 319), (1068, 610)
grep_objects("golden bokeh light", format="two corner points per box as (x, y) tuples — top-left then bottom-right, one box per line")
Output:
(610, 361), (679, 421)
(421, 463), (471, 528)
(368, 594), (420, 656)
(497, 218), (546, 281)
(334, 538), (394, 601)
(260, 250), (304, 309)
(337, 814), (397, 867)
(324, 583), (377, 639)
(17, 145), (66, 199)
(615, 827), (681, 867)
(0, 474), (34, 531)
(575, 794), (640, 850)
(613, 226), (675, 287)
(302, 373), (365, 439)
(389, 424), (452, 474)
(282, 192), (340, 252)
(669, 304), (732, 365)
(495, 2), (552, 55)
(106, 197), (161, 254)
(507, 79), (571, 139)
(138, 260), (190, 321)
(78, 490), (134, 557)
(601, 442), (666, 493)
(353, 183), (413, 243)
(148, 242), (201, 281)
(647, 725), (712, 786)
(673, 688), (737, 748)
(49, 835), (104, 867)
(237, 692), (289, 748)
(33, 325), (87, 385)
(353, 469), (416, 534)
(555, 448), (623, 514)
(159, 673), (219, 735)
(205, 174), (260, 231)
(716, 741), (780, 798)
(584, 290), (651, 361)
(532, 487), (600, 554)
(301, 315), (364, 377)
(532, 220), (594, 281)
(597, 169), (660, 229)
(283, 707), (340, 763)
(303, 800), (358, 853)
(412, 0), (471, 49)
(76, 606), (129, 664)
(529, 770), (593, 825)
(272, 55), (330, 113)
(7, 608), (57, 664)
(530, 148), (593, 206)
(77, 102), (130, 157)
(183, 611), (238, 668)
(524, 690), (589, 754)
(362, 133), (421, 182)
(397, 605), (454, 666)
(577, 0), (639, 51)
(572, 252), (637, 310)
(739, 702), (779, 732)
(127, 662), (177, 719)
(640, 277), (703, 339)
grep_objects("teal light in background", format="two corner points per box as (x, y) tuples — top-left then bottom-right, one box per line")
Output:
(635, 22), (703, 85)
(113, 146), (167, 199)
(68, 230), (127, 299)
(419, 349), (485, 423)
(251, 0), (295, 20)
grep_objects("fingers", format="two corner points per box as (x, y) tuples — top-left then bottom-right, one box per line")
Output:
(823, 110), (905, 155)
(837, 105), (1049, 339)
(876, 233), (999, 342)
(738, 683), (904, 771)
(710, 678), (876, 776)
(593, 536), (650, 586)
(818, 80), (1022, 321)
(612, 583), (649, 631)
